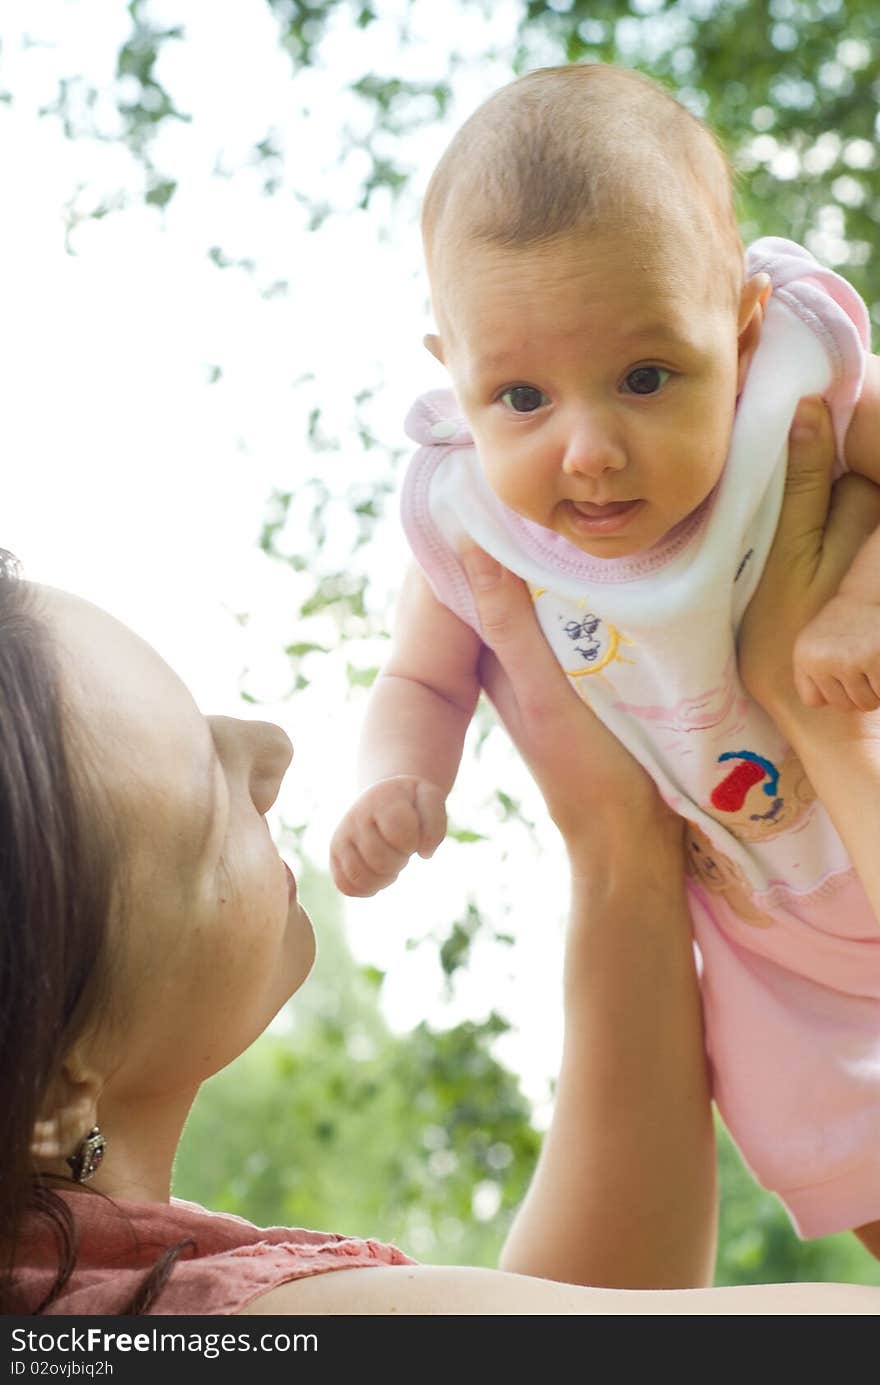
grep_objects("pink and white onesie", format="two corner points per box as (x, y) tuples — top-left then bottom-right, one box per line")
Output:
(400, 238), (880, 1237)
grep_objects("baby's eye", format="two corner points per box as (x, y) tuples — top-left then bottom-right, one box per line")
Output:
(500, 385), (548, 413)
(622, 366), (670, 395)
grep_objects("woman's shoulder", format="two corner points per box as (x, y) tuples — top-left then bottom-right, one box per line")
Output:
(21, 1190), (414, 1317)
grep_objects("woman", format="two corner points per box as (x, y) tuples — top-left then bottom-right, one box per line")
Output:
(4, 401), (880, 1314)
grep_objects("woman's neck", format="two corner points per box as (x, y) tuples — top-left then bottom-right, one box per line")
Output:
(54, 1088), (198, 1204)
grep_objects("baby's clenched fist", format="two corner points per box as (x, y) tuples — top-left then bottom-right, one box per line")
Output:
(330, 776), (447, 897)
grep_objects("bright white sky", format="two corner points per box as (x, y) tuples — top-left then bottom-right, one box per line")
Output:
(0, 0), (570, 1105)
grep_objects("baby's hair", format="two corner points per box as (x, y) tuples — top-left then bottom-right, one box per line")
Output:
(423, 64), (742, 305)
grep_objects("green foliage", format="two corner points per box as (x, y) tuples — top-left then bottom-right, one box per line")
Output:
(446, 825), (488, 844)
(345, 661), (378, 687)
(517, 0), (880, 308)
(115, 0), (186, 154)
(434, 900), (512, 989)
(269, 0), (359, 68)
(23, 1), (879, 307)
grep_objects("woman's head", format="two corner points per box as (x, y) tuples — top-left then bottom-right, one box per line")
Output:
(0, 554), (117, 1301)
(0, 558), (314, 1303)
(40, 586), (315, 1114)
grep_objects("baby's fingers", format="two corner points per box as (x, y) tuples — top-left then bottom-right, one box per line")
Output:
(372, 789), (423, 857)
(414, 780), (447, 858)
(330, 836), (386, 897)
(794, 670), (825, 709)
(356, 818), (412, 879)
(369, 780), (445, 860)
(330, 812), (415, 896)
(842, 672), (880, 712)
(806, 673), (858, 712)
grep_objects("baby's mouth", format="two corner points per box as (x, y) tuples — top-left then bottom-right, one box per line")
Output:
(565, 498), (644, 534)
(570, 499), (638, 518)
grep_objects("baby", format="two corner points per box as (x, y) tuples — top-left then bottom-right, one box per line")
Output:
(331, 65), (880, 1245)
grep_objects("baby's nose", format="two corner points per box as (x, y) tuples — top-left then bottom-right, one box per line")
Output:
(561, 411), (626, 477)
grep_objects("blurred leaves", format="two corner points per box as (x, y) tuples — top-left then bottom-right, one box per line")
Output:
(516, 0), (880, 307)
(407, 898), (515, 1001)
(115, 1), (187, 156)
(15, 0), (875, 642)
(14, 0), (878, 309)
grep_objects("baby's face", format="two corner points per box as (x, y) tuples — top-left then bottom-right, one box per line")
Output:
(432, 228), (757, 558)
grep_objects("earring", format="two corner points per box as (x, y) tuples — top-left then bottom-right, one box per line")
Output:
(66, 1126), (106, 1183)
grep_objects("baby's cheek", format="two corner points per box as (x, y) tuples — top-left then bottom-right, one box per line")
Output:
(673, 449), (728, 517)
(481, 449), (531, 512)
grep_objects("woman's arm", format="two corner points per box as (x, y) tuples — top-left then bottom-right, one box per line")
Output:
(457, 544), (715, 1289)
(240, 1264), (880, 1315)
(498, 863), (713, 1289)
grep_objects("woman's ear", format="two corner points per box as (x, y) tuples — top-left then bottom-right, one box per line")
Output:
(737, 272), (772, 394)
(423, 333), (445, 364)
(30, 1051), (101, 1164)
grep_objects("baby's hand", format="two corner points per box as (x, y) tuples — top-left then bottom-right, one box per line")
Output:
(330, 776), (447, 897)
(793, 591), (880, 711)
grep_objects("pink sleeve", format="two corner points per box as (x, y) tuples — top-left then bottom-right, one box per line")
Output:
(746, 237), (870, 463)
(401, 389), (482, 634)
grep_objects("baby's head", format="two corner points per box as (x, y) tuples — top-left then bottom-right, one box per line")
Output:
(422, 65), (769, 557)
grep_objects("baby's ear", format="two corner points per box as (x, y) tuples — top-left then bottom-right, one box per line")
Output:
(736, 272), (772, 393)
(423, 333), (445, 364)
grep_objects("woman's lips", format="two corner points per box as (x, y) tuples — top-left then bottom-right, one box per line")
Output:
(565, 498), (644, 535)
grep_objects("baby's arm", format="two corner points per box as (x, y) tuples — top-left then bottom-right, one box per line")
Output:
(793, 355), (880, 710)
(330, 564), (482, 896)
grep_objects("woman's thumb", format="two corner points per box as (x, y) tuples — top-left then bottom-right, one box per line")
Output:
(774, 396), (835, 549)
(823, 472), (880, 586)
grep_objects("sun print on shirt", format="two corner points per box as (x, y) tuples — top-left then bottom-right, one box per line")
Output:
(531, 590), (635, 698)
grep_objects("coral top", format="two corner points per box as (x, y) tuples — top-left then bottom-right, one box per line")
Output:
(16, 1190), (414, 1316)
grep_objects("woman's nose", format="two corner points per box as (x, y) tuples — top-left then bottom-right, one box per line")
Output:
(561, 409), (626, 478)
(248, 721), (293, 814)
(210, 716), (293, 814)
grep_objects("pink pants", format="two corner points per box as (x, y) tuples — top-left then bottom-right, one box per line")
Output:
(691, 873), (880, 1237)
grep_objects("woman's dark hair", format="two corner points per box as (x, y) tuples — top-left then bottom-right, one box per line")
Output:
(0, 554), (190, 1313)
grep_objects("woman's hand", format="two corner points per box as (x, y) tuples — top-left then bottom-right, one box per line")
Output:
(739, 396), (880, 720)
(740, 396), (880, 957)
(458, 540), (682, 874)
